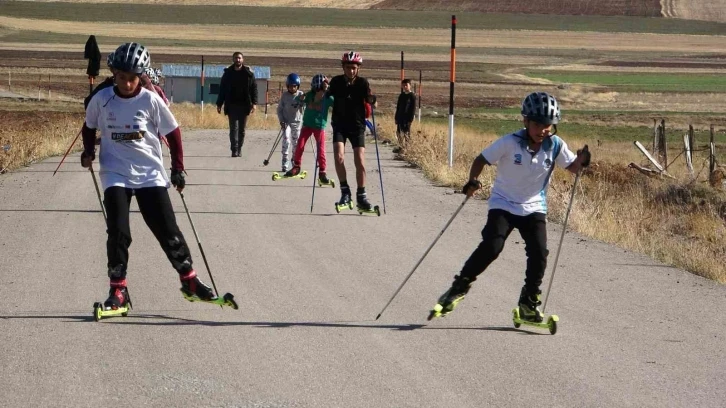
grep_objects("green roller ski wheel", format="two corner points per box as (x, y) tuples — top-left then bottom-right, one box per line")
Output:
(93, 302), (131, 321)
(181, 289), (239, 309)
(512, 308), (558, 335)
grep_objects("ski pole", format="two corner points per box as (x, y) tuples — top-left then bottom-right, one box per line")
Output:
(375, 196), (469, 320)
(310, 137), (318, 213)
(179, 192), (220, 300)
(53, 128), (82, 176)
(88, 164), (106, 221)
(371, 107), (387, 214)
(542, 169), (582, 314)
(263, 125), (286, 166)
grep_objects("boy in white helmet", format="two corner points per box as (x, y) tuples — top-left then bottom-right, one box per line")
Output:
(82, 42), (218, 313)
(428, 92), (591, 322)
(277, 73), (305, 173)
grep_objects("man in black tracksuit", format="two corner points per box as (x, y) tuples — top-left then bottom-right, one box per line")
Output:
(395, 78), (416, 147)
(216, 52), (258, 157)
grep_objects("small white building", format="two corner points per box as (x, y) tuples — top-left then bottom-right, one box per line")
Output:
(161, 64), (271, 104)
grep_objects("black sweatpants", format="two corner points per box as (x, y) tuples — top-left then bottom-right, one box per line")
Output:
(227, 105), (250, 153)
(104, 186), (193, 278)
(459, 209), (549, 294)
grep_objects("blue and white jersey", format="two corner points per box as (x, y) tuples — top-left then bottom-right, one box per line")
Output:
(481, 129), (576, 216)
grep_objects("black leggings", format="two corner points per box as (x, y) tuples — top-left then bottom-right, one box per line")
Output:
(460, 209), (548, 293)
(104, 186), (193, 278)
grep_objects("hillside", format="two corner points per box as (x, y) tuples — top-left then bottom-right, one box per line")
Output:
(372, 0), (662, 17)
(15, 0), (726, 22)
(372, 0), (726, 22)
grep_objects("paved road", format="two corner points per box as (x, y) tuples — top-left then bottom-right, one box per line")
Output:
(1, 129), (724, 407)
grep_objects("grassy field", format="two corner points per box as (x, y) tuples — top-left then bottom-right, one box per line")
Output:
(3, 1), (726, 34)
(527, 71), (726, 93)
(428, 116), (726, 146)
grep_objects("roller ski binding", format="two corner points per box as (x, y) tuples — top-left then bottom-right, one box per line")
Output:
(317, 172), (335, 188)
(272, 166), (307, 181)
(512, 287), (558, 335)
(356, 192), (380, 216)
(179, 270), (239, 309)
(335, 186), (354, 213)
(427, 275), (473, 320)
(93, 282), (132, 322)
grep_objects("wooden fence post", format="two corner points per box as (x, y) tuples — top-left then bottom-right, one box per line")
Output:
(710, 125), (716, 176)
(659, 119), (668, 168)
(653, 118), (657, 154)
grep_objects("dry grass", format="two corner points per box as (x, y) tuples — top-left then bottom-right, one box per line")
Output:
(170, 102), (278, 130)
(382, 117), (726, 283)
(0, 101), (276, 173)
(0, 110), (84, 172)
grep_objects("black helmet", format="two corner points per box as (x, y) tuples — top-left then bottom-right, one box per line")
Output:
(111, 42), (151, 74)
(521, 92), (560, 125)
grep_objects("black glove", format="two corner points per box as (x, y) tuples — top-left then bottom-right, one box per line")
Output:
(368, 94), (377, 105)
(81, 150), (95, 168)
(577, 145), (591, 168)
(462, 180), (482, 196)
(170, 169), (185, 190)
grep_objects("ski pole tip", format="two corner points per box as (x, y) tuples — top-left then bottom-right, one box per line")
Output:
(375, 313), (382, 320)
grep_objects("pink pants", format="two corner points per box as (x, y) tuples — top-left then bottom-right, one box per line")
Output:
(293, 126), (326, 173)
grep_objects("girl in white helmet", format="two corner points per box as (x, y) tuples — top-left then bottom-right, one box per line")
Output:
(82, 42), (218, 314)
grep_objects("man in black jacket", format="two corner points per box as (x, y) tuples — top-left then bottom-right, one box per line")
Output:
(216, 52), (258, 157)
(395, 78), (416, 147)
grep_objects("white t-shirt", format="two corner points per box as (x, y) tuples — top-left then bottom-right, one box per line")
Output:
(85, 87), (178, 191)
(481, 129), (576, 216)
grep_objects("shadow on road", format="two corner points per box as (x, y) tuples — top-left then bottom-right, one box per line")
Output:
(0, 313), (540, 334)
(186, 183), (311, 188)
(0, 209), (357, 217)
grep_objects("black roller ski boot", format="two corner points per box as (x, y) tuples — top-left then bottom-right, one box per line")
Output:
(511, 286), (559, 334)
(335, 185), (353, 213)
(93, 278), (132, 322)
(285, 166), (301, 178)
(179, 270), (239, 309)
(317, 172), (335, 188)
(427, 275), (474, 320)
(517, 287), (544, 323)
(356, 190), (380, 216)
(272, 165), (307, 181)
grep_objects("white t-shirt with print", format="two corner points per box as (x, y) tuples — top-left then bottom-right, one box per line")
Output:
(85, 87), (178, 191)
(481, 129), (576, 216)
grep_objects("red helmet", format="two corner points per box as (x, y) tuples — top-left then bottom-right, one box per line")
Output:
(342, 51), (363, 65)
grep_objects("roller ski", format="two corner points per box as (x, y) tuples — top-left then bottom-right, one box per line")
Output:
(93, 282), (132, 322)
(427, 275), (473, 320)
(272, 166), (307, 181)
(356, 192), (380, 216)
(317, 172), (335, 188)
(335, 186), (354, 213)
(179, 270), (239, 309)
(511, 287), (558, 335)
